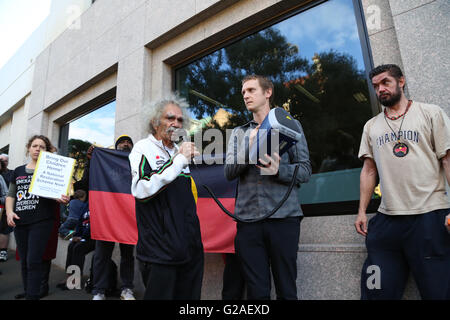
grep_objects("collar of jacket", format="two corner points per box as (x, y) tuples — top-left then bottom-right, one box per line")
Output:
(241, 119), (259, 128)
(148, 134), (179, 153)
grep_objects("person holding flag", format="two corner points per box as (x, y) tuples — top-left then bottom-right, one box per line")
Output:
(90, 135), (137, 300)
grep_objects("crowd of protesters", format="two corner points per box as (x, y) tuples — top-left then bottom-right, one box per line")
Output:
(1, 65), (449, 301)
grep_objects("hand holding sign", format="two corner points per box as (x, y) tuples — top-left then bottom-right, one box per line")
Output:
(29, 152), (76, 200)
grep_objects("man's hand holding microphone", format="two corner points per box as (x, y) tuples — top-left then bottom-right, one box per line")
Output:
(177, 142), (200, 163)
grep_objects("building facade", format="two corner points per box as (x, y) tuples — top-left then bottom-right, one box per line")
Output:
(1, 0), (449, 299)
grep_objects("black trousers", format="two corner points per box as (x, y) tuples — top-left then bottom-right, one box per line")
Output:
(92, 240), (135, 294)
(65, 239), (95, 276)
(14, 219), (54, 300)
(139, 246), (204, 300)
(361, 209), (450, 300)
(235, 217), (301, 300)
(222, 253), (246, 300)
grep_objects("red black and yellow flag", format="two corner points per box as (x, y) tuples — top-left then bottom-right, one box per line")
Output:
(89, 147), (237, 252)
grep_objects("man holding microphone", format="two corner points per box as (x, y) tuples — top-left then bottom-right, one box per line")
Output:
(129, 94), (204, 300)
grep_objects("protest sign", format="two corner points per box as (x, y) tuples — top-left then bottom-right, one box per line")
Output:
(29, 151), (76, 199)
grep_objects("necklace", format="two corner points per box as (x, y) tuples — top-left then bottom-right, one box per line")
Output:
(383, 100), (412, 157)
(384, 100), (411, 120)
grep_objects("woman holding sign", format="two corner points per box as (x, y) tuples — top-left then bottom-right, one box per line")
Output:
(5, 135), (70, 300)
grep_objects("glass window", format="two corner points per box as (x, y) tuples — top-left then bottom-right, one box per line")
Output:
(175, 0), (379, 215)
(63, 100), (116, 188)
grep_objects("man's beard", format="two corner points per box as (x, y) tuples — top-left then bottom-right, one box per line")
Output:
(121, 146), (132, 152)
(378, 84), (402, 107)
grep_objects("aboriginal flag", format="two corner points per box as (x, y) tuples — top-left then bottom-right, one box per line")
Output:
(190, 162), (237, 253)
(89, 148), (137, 245)
(89, 148), (237, 252)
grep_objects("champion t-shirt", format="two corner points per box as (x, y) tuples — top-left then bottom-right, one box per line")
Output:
(358, 101), (450, 215)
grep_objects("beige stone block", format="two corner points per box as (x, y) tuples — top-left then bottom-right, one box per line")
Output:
(201, 253), (224, 300)
(92, 0), (147, 42)
(195, 0), (222, 13)
(47, 7), (95, 77)
(393, 0), (450, 109)
(0, 118), (12, 150)
(297, 246), (420, 299)
(26, 111), (49, 139)
(28, 83), (46, 119)
(64, 46), (92, 97)
(88, 23), (121, 80)
(297, 248), (366, 299)
(31, 46), (51, 87)
(368, 27), (404, 69)
(145, 0), (196, 42)
(202, 0), (276, 39)
(118, 4), (146, 61)
(116, 49), (149, 123)
(8, 100), (29, 166)
(389, 0), (435, 16)
(91, 72), (118, 99)
(47, 72), (117, 125)
(150, 60), (172, 102)
(115, 113), (145, 143)
(154, 22), (206, 63)
(361, 0), (394, 36)
(300, 214), (369, 245)
(44, 62), (72, 107)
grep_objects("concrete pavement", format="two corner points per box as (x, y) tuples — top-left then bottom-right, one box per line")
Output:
(0, 249), (137, 300)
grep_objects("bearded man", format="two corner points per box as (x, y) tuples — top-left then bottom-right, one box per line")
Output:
(355, 64), (450, 300)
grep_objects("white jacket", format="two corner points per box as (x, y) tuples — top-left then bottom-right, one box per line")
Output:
(129, 134), (190, 200)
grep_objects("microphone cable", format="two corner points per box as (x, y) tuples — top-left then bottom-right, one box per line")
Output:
(193, 159), (300, 224)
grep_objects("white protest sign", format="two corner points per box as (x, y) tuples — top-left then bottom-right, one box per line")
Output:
(29, 151), (76, 199)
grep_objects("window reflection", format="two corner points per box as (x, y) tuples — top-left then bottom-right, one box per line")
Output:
(66, 100), (116, 184)
(176, 0), (375, 211)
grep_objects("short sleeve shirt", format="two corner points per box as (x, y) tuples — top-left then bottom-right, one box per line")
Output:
(358, 101), (450, 215)
(12, 165), (55, 225)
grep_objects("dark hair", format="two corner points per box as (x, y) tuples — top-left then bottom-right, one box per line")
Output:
(242, 75), (274, 106)
(26, 135), (56, 154)
(73, 189), (86, 200)
(369, 64), (404, 81)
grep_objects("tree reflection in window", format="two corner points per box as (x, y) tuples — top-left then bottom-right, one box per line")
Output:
(176, 0), (375, 210)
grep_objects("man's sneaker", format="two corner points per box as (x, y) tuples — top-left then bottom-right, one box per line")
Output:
(120, 288), (136, 300)
(92, 293), (106, 300)
(63, 230), (75, 240)
(0, 251), (7, 262)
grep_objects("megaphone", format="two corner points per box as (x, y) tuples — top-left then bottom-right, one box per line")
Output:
(249, 107), (303, 164)
(202, 107), (303, 223)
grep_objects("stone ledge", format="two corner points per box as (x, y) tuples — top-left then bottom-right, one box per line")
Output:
(299, 244), (366, 253)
